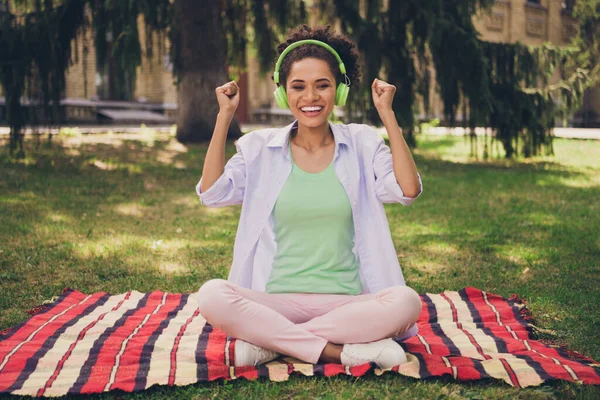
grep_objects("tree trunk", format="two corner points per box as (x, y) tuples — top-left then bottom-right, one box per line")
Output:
(174, 0), (241, 143)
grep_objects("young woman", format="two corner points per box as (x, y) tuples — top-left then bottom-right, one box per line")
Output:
(195, 25), (423, 369)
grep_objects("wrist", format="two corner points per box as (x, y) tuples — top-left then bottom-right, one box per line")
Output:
(377, 108), (396, 123)
(217, 111), (235, 122)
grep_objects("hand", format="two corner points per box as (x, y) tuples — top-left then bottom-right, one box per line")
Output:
(215, 81), (240, 116)
(371, 78), (396, 114)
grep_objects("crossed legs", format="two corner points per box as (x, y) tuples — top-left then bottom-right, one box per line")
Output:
(195, 279), (422, 365)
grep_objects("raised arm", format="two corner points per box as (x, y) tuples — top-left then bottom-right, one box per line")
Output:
(371, 78), (421, 198)
(200, 81), (240, 193)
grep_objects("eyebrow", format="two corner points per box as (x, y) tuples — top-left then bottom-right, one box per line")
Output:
(290, 78), (331, 84)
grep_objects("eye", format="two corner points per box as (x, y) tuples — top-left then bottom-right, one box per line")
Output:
(292, 86), (304, 90)
(319, 84), (330, 89)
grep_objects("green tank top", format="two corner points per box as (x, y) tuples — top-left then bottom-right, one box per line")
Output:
(265, 140), (362, 295)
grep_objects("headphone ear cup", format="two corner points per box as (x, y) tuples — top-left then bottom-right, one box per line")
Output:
(274, 86), (289, 109)
(335, 83), (350, 106)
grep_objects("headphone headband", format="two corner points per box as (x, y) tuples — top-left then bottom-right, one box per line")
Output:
(273, 39), (347, 84)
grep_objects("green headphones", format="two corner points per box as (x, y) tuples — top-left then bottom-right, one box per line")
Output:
(273, 39), (351, 109)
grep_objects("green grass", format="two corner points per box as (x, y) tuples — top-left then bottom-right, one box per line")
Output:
(0, 131), (599, 399)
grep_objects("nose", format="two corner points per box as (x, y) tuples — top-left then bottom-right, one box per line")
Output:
(305, 86), (319, 102)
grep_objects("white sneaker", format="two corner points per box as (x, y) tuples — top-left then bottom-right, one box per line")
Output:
(340, 338), (407, 369)
(234, 339), (280, 367)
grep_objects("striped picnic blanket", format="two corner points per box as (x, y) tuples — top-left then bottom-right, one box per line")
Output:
(0, 287), (598, 397)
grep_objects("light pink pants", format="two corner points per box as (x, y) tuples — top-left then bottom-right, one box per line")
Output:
(195, 279), (422, 364)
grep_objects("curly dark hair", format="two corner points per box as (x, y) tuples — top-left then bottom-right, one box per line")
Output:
(272, 25), (361, 89)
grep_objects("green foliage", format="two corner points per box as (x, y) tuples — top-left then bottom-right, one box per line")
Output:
(314, 0), (495, 149)
(1, 0), (308, 156)
(418, 118), (440, 135)
(222, 0), (307, 77)
(0, 0), (86, 157)
(483, 42), (577, 158)
(0, 0), (171, 157)
(568, 0), (600, 88)
(313, 0), (595, 159)
(2, 0), (597, 159)
(90, 0), (171, 100)
(58, 126), (81, 136)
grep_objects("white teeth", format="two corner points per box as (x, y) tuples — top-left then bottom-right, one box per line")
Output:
(301, 106), (323, 112)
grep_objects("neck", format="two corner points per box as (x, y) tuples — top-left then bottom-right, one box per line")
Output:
(292, 120), (333, 151)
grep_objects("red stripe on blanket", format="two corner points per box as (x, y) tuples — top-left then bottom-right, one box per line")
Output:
(78, 292), (161, 394)
(110, 293), (183, 393)
(441, 292), (491, 360)
(37, 291), (132, 397)
(205, 322), (230, 381)
(0, 292), (105, 392)
(404, 296), (456, 379)
(236, 365), (259, 380)
(445, 292), (523, 386)
(1, 287), (599, 397)
(169, 307), (200, 385)
(482, 289), (531, 339)
(0, 290), (87, 352)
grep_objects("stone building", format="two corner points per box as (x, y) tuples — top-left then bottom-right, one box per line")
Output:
(242, 0), (599, 127)
(471, 0), (598, 127)
(1, 0), (598, 126)
(246, 0), (600, 126)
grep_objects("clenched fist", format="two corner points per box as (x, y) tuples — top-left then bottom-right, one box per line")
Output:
(216, 81), (240, 116)
(371, 78), (396, 114)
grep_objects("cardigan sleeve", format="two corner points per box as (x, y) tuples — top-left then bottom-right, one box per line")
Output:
(372, 133), (422, 206)
(196, 142), (246, 207)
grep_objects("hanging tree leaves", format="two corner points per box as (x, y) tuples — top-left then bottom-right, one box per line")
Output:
(1, 0), (596, 158)
(483, 42), (586, 158)
(86, 0), (172, 100)
(0, 0), (310, 155)
(0, 0), (86, 157)
(567, 0), (600, 88)
(0, 0), (172, 157)
(315, 0), (593, 158)
(315, 0), (494, 148)
(220, 0), (307, 80)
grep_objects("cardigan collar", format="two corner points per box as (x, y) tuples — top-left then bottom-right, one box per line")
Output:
(266, 119), (349, 160)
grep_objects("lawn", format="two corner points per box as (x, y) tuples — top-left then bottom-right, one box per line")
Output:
(0, 129), (599, 399)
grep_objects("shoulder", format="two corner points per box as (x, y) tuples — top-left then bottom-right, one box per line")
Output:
(236, 127), (279, 147)
(234, 127), (282, 160)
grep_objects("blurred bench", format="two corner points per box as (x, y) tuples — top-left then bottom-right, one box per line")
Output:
(251, 107), (294, 124)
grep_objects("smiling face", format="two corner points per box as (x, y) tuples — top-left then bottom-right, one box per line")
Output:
(285, 57), (337, 129)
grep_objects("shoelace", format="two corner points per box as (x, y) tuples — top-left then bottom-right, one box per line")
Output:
(251, 344), (271, 365)
(344, 346), (386, 362)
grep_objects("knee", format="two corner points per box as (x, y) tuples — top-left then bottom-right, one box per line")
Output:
(194, 279), (229, 319)
(383, 285), (422, 324)
(403, 286), (423, 322)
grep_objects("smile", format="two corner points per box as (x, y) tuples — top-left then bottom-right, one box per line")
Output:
(300, 106), (324, 116)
